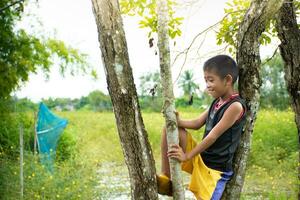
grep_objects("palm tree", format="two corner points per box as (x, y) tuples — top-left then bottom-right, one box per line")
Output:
(178, 70), (199, 97)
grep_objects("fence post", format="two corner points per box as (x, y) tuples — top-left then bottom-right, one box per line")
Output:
(19, 124), (24, 199)
(34, 111), (37, 155)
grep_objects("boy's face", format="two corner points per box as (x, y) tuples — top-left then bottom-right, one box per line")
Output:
(204, 70), (229, 98)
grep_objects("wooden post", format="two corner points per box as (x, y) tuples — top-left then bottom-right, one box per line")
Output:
(19, 124), (24, 199)
(33, 111), (37, 155)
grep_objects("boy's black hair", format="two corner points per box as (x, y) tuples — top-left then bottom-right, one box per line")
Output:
(203, 55), (238, 84)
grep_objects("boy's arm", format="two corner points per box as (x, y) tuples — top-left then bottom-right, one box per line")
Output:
(177, 109), (209, 130)
(168, 102), (243, 162)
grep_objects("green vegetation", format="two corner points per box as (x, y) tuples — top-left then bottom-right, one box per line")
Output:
(0, 0), (93, 99)
(0, 109), (298, 199)
(242, 109), (298, 199)
(7, 51), (289, 113)
(178, 70), (199, 97)
(0, 1), (298, 199)
(260, 54), (290, 110)
(216, 0), (300, 54)
(120, 0), (184, 39)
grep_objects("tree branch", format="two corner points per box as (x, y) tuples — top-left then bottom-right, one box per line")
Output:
(0, 0), (25, 13)
(171, 10), (246, 85)
(261, 47), (279, 65)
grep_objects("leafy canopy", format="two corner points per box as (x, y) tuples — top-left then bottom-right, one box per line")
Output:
(0, 0), (95, 98)
(120, 0), (184, 39)
(216, 0), (300, 54)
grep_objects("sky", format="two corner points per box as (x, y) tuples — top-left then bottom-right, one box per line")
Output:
(15, 0), (279, 102)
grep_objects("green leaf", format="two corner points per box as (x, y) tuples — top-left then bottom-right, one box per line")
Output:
(120, 0), (183, 40)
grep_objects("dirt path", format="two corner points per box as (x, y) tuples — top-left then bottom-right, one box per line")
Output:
(96, 162), (195, 199)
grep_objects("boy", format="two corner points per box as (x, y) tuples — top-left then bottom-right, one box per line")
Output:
(157, 55), (247, 200)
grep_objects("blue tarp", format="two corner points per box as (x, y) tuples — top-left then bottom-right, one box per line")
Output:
(36, 102), (68, 172)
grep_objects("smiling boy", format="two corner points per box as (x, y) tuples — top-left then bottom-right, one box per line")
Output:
(157, 55), (247, 200)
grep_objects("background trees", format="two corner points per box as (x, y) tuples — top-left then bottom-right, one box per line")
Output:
(260, 54), (289, 110)
(178, 70), (199, 97)
(0, 0), (91, 100)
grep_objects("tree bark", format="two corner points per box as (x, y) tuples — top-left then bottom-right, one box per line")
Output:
(275, 1), (300, 198)
(91, 0), (158, 199)
(156, 0), (185, 199)
(222, 0), (284, 199)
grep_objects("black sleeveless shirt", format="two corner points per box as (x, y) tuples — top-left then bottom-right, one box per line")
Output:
(200, 95), (247, 172)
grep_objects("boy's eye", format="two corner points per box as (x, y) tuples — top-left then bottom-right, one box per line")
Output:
(204, 77), (214, 83)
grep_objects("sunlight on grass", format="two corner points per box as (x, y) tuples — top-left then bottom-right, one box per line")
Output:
(0, 109), (298, 199)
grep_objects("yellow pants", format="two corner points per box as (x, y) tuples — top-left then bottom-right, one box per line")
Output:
(181, 133), (233, 200)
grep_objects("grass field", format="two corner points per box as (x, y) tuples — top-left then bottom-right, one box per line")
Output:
(0, 108), (298, 199)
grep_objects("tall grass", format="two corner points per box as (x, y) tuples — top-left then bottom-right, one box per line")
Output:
(0, 109), (298, 199)
(242, 109), (298, 199)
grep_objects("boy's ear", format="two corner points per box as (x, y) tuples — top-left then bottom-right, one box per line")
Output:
(225, 74), (233, 86)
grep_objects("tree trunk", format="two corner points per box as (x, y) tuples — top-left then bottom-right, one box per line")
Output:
(275, 1), (300, 198)
(91, 0), (158, 199)
(156, 0), (185, 199)
(222, 0), (284, 199)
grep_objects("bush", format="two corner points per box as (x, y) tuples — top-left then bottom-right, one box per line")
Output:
(139, 96), (163, 112)
(0, 151), (99, 200)
(56, 130), (77, 162)
(248, 109), (297, 169)
(0, 96), (77, 164)
(0, 108), (35, 156)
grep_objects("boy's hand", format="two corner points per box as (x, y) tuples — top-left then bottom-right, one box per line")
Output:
(167, 144), (188, 162)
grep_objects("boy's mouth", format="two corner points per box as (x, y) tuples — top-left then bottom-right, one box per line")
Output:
(207, 90), (217, 97)
(205, 88), (216, 95)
